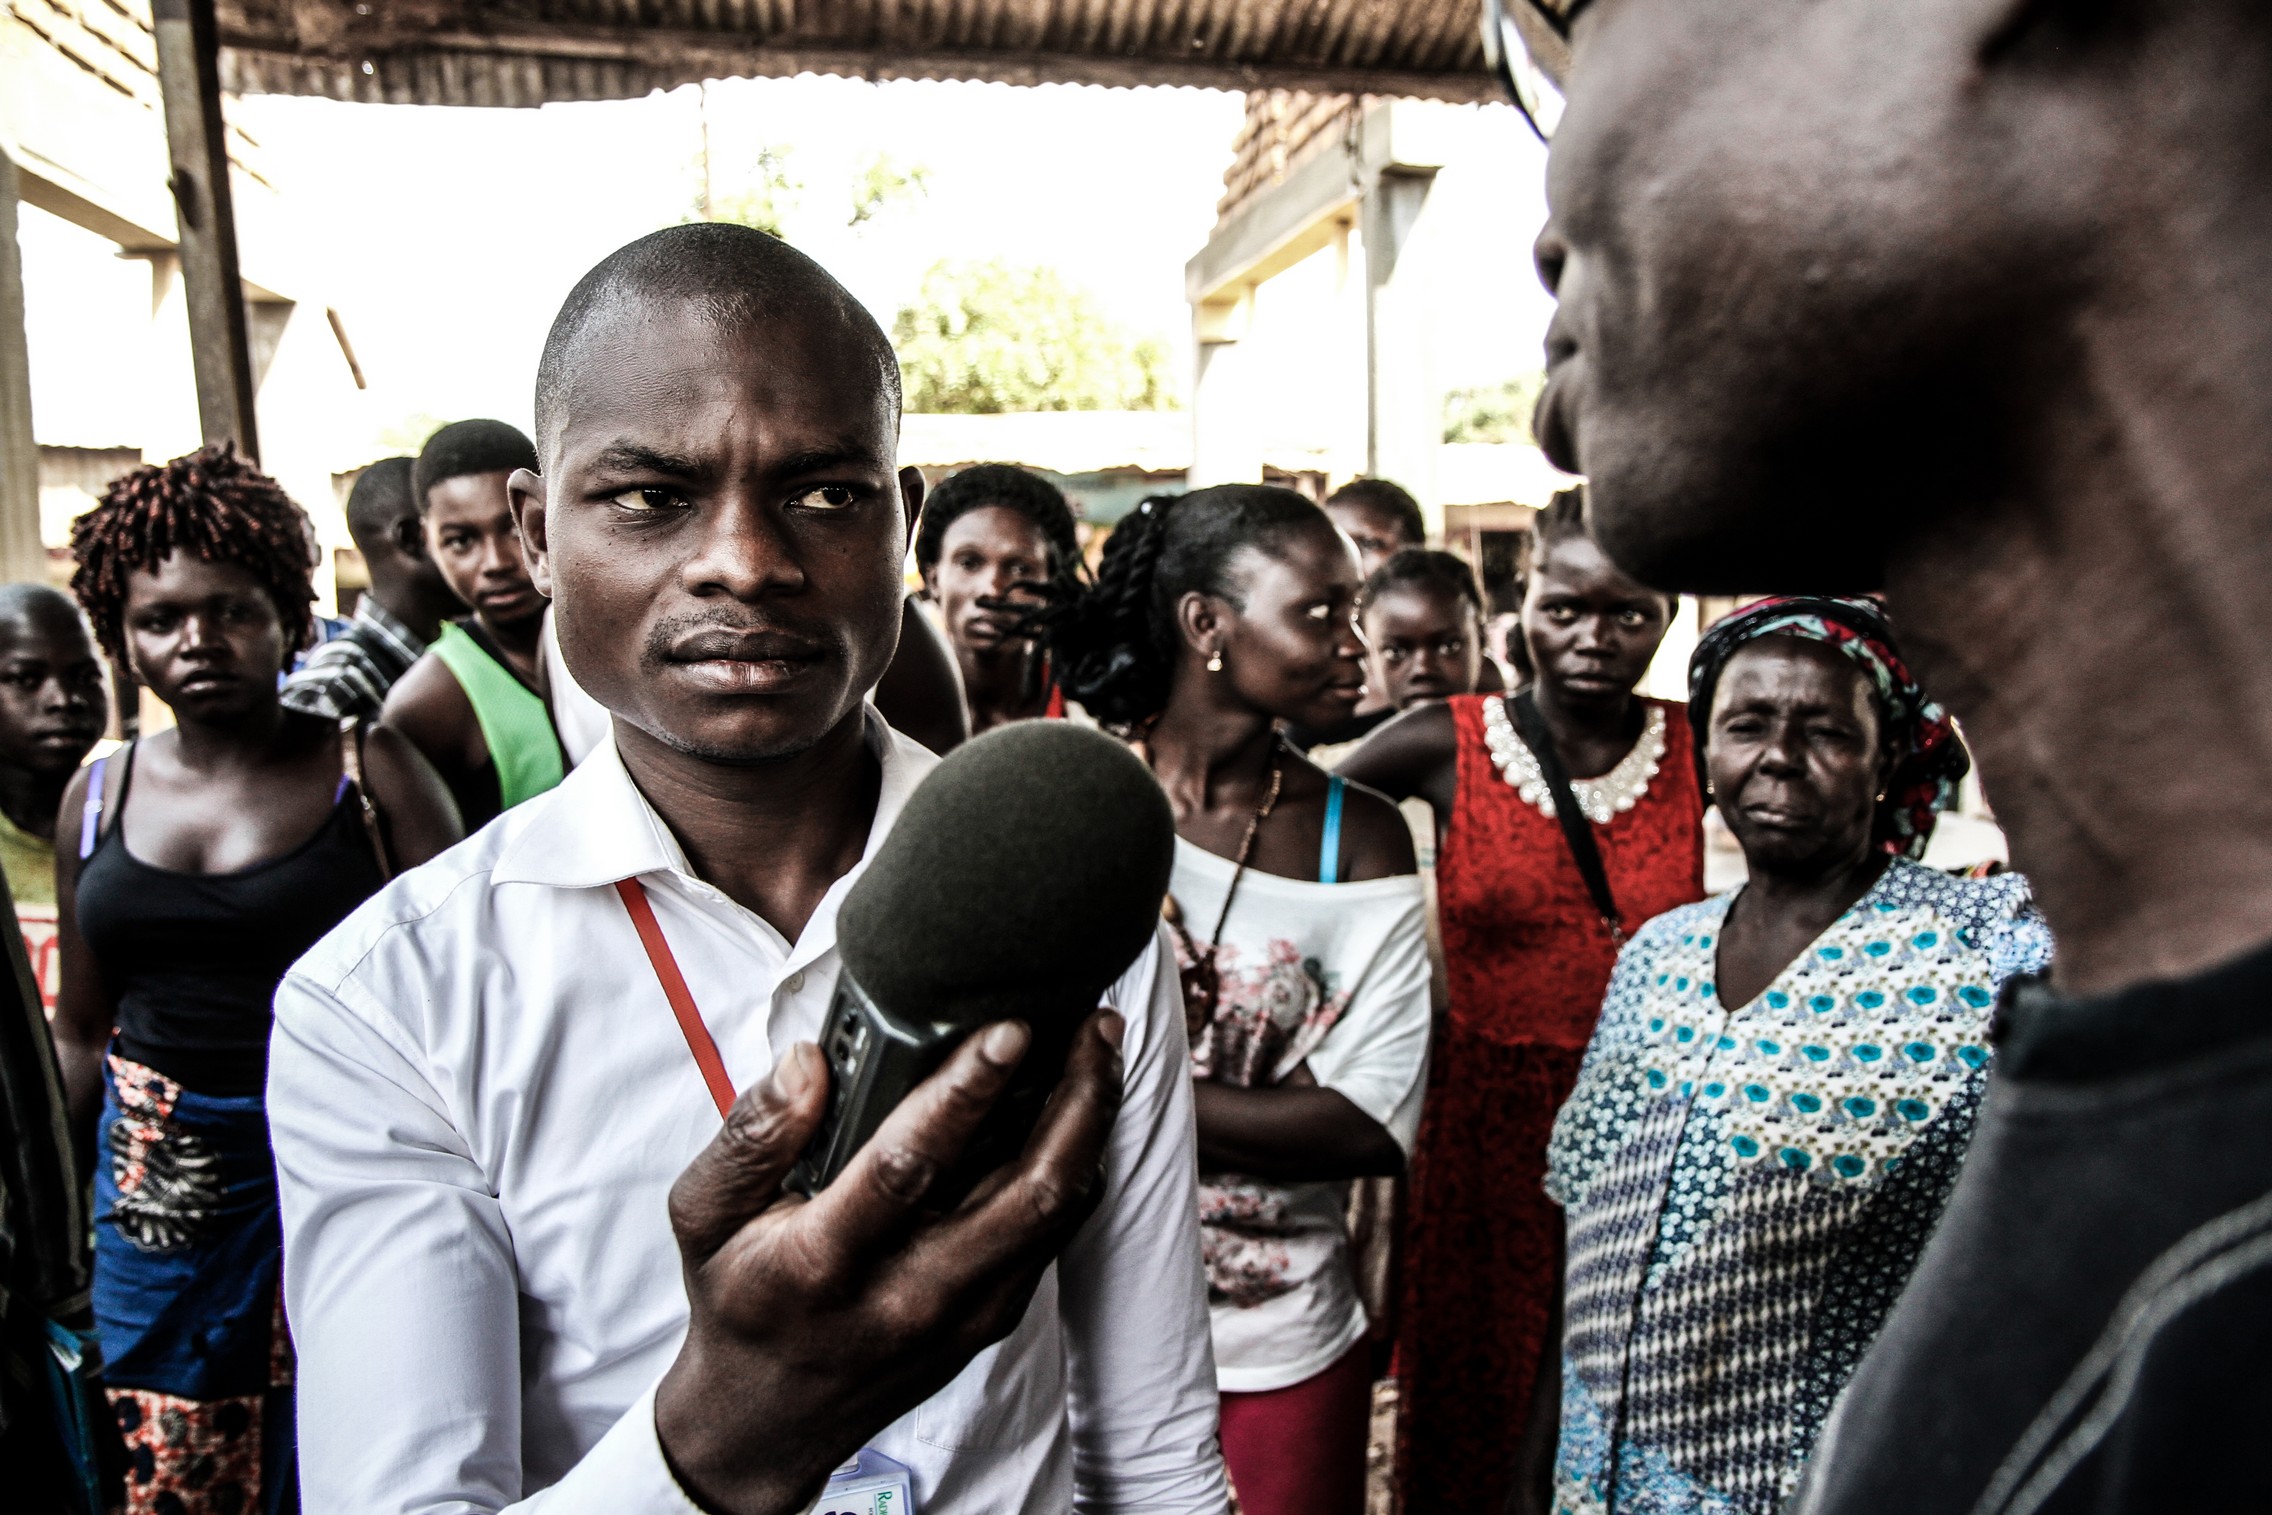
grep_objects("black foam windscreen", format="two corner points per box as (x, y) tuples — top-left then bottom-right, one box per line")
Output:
(839, 722), (1174, 1031)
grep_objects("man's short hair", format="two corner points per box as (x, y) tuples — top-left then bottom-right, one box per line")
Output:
(1326, 477), (1427, 546)
(915, 464), (1081, 578)
(0, 582), (91, 637)
(345, 457), (416, 551)
(413, 421), (538, 515)
(533, 223), (902, 452)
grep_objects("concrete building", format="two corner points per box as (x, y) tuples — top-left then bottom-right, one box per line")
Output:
(3, 0), (369, 601)
(1184, 90), (1575, 526)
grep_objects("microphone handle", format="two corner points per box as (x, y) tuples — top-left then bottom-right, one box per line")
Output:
(788, 973), (1080, 1208)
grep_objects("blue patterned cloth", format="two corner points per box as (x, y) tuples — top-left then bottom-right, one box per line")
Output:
(1543, 860), (2053, 1515)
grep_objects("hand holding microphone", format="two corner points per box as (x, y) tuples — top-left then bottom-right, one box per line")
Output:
(652, 725), (1176, 1515)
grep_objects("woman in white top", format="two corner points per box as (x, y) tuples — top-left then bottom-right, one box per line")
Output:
(1038, 485), (1434, 1515)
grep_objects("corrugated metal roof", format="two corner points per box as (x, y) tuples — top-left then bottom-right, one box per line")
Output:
(214, 0), (1492, 107)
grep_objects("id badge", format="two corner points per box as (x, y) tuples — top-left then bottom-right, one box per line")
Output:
(810, 1448), (915, 1515)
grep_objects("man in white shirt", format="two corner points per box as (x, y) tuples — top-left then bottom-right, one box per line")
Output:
(270, 223), (1227, 1515)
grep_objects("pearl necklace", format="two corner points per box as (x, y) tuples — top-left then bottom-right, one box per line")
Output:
(1482, 696), (1667, 826)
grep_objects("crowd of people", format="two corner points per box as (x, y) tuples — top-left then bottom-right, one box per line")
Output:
(6, 2), (2269, 1506)
(0, 230), (2065, 1515)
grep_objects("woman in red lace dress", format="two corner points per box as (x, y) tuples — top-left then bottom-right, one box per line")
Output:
(1339, 491), (1705, 1512)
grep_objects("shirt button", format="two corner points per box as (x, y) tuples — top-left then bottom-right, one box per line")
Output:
(784, 970), (805, 995)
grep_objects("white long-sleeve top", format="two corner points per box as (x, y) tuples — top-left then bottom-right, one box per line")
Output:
(270, 713), (1227, 1514)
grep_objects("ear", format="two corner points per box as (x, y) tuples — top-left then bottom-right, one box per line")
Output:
(898, 466), (926, 551)
(390, 516), (429, 562)
(508, 467), (552, 599)
(1175, 589), (1231, 661)
(1875, 738), (1903, 805)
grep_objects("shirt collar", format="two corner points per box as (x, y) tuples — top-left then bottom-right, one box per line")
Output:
(489, 704), (935, 897)
(353, 596), (426, 655)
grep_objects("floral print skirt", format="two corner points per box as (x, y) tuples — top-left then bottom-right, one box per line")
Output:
(93, 1054), (295, 1515)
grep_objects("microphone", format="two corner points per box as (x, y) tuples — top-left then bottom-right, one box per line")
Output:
(789, 721), (1176, 1203)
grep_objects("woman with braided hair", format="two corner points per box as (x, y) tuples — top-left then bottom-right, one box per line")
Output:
(51, 443), (460, 1515)
(1040, 485), (1431, 1515)
(1336, 488), (1705, 1514)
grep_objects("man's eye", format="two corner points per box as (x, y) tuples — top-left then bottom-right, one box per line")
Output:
(610, 487), (684, 513)
(1305, 603), (1332, 621)
(1617, 610), (1649, 628)
(790, 485), (859, 511)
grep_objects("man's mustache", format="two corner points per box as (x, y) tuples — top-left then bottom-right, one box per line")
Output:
(643, 613), (835, 665)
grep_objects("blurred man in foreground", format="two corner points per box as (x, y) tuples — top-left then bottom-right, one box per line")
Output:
(1509, 1), (2272, 1509)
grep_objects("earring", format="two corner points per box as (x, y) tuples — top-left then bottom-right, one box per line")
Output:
(1206, 650), (1224, 673)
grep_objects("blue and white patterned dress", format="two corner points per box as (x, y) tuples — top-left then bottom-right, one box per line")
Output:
(1543, 859), (2053, 1515)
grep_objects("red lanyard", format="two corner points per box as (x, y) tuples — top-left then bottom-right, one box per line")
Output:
(614, 878), (736, 1119)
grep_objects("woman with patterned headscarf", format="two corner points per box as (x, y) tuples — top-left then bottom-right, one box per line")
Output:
(1515, 597), (2054, 1515)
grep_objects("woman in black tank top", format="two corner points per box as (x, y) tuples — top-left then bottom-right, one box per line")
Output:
(51, 446), (460, 1515)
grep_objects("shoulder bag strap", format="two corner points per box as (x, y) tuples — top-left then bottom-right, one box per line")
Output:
(77, 755), (109, 860)
(339, 718), (394, 882)
(1510, 690), (1625, 948)
(78, 744), (132, 860)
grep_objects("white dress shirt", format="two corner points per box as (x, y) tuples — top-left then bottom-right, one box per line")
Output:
(271, 711), (1227, 1514)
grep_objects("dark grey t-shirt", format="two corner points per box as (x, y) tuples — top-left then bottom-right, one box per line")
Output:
(1794, 939), (2272, 1515)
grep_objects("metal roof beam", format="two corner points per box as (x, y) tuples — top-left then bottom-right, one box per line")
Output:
(215, 22), (1496, 106)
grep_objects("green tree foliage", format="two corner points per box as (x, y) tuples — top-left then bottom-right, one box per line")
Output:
(892, 260), (1178, 414)
(1444, 372), (1547, 444)
(701, 145), (801, 238)
(848, 153), (930, 229)
(372, 411), (446, 456)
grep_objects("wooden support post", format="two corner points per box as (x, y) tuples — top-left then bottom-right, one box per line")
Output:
(0, 149), (44, 585)
(1362, 165), (1441, 527)
(151, 0), (258, 460)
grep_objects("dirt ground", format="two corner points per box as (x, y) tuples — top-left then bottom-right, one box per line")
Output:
(1368, 1378), (1399, 1515)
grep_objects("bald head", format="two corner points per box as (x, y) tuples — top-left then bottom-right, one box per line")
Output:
(0, 582), (105, 791)
(0, 582), (91, 642)
(534, 223), (902, 459)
